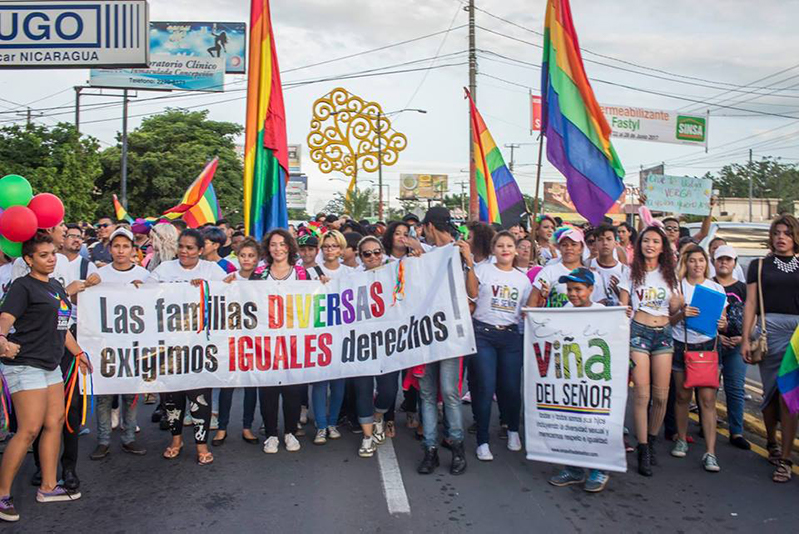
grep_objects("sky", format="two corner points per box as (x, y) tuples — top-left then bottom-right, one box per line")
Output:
(2, 0), (799, 216)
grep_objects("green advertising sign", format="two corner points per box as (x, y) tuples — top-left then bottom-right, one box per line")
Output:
(676, 115), (706, 143)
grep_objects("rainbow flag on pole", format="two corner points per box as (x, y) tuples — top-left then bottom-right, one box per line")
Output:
(112, 194), (133, 223)
(466, 89), (526, 228)
(541, 0), (624, 225)
(244, 0), (289, 239)
(163, 158), (218, 215)
(182, 183), (221, 228)
(778, 326), (799, 414)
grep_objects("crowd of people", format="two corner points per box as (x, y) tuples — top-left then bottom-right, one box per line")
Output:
(0, 201), (796, 523)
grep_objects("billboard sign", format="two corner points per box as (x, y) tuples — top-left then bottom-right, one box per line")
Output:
(288, 144), (301, 173)
(89, 21), (245, 92)
(287, 174), (308, 210)
(0, 1), (149, 68)
(400, 174), (448, 200)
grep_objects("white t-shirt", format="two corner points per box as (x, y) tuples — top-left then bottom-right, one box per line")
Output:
(564, 301), (604, 309)
(0, 263), (12, 300)
(64, 255), (99, 326)
(320, 263), (354, 280)
(532, 261), (574, 308)
(98, 264), (150, 285)
(12, 253), (71, 287)
(473, 263), (533, 326)
(630, 268), (674, 317)
(588, 258), (630, 306)
(672, 279), (727, 344)
(147, 259), (227, 283)
(303, 264), (325, 280)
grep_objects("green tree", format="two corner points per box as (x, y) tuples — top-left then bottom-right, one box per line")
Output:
(95, 109), (244, 223)
(287, 208), (310, 221)
(323, 187), (375, 220)
(0, 123), (101, 222)
(710, 157), (799, 213)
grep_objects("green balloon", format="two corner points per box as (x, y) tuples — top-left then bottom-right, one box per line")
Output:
(0, 174), (33, 209)
(0, 235), (22, 258)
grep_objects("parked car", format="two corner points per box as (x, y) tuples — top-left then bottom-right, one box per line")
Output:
(685, 222), (770, 273)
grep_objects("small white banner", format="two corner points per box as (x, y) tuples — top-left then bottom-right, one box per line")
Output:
(523, 307), (629, 473)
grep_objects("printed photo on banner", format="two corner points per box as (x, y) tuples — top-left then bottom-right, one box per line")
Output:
(523, 307), (630, 473)
(78, 246), (476, 394)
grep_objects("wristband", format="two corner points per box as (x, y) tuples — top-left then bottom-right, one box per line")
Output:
(0, 333), (6, 339)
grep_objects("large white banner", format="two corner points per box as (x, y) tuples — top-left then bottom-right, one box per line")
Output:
(78, 246), (475, 394)
(523, 307), (629, 473)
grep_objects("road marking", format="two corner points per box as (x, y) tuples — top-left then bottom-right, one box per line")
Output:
(377, 437), (411, 516)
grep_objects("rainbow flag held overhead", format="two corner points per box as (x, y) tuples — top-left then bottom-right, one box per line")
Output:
(541, 0), (625, 225)
(112, 194), (133, 223)
(466, 89), (526, 228)
(778, 325), (799, 414)
(182, 183), (221, 228)
(163, 158), (219, 215)
(244, 0), (289, 239)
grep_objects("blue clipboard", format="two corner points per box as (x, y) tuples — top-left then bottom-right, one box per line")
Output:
(686, 284), (726, 337)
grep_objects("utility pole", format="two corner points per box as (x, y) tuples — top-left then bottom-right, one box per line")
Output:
(748, 148), (753, 222)
(467, 0), (478, 220)
(458, 180), (468, 213)
(121, 89), (129, 209)
(377, 111), (384, 221)
(74, 86), (83, 134)
(16, 107), (42, 127)
(505, 143), (521, 172)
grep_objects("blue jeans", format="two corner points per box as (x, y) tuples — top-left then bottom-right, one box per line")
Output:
(419, 357), (464, 449)
(97, 394), (137, 445)
(352, 375), (375, 425)
(218, 388), (258, 431)
(473, 322), (523, 446)
(312, 379), (345, 430)
(721, 344), (746, 436)
(375, 371), (400, 414)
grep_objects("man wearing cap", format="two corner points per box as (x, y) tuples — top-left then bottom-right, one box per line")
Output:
(531, 228), (585, 308)
(91, 228), (150, 460)
(298, 234), (325, 280)
(416, 206), (467, 475)
(89, 216), (116, 266)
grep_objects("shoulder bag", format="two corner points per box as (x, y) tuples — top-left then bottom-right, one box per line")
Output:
(748, 258), (767, 364)
(682, 281), (720, 389)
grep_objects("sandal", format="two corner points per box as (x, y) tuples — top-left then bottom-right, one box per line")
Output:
(767, 442), (782, 466)
(773, 459), (793, 483)
(386, 421), (396, 438)
(162, 444), (183, 460)
(197, 451), (214, 466)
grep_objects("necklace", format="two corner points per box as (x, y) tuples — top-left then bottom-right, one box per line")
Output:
(774, 255), (799, 273)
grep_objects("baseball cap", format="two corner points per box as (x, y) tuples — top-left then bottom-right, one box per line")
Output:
(558, 267), (595, 286)
(109, 227), (134, 244)
(402, 213), (420, 224)
(421, 206), (458, 231)
(713, 245), (737, 260)
(298, 234), (319, 248)
(556, 227), (585, 245)
(325, 214), (339, 224)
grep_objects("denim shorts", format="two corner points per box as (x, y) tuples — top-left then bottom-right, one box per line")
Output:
(630, 321), (674, 356)
(672, 339), (717, 372)
(1, 364), (62, 395)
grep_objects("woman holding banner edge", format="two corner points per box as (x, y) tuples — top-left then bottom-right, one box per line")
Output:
(628, 225), (681, 477)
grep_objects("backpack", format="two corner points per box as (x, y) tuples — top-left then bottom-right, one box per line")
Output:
(79, 257), (90, 280)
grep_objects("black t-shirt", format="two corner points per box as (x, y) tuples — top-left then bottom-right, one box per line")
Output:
(0, 275), (72, 371)
(716, 278), (746, 337)
(746, 256), (799, 315)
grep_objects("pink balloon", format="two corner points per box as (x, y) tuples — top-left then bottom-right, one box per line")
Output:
(0, 206), (38, 242)
(28, 193), (65, 229)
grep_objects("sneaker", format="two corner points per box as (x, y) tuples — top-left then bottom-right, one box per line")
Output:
(263, 436), (279, 454)
(327, 426), (342, 440)
(111, 408), (120, 430)
(78, 427), (90, 436)
(549, 467), (586, 487)
(295, 422), (306, 437)
(507, 431), (522, 452)
(730, 435), (751, 450)
(373, 420), (386, 445)
(0, 495), (19, 522)
(671, 439), (689, 458)
(209, 414), (219, 431)
(90, 444), (110, 460)
(314, 429), (328, 445)
(476, 443), (493, 461)
(702, 452), (720, 472)
(499, 424), (508, 440)
(300, 406), (309, 425)
(584, 470), (609, 493)
(62, 469), (79, 491)
(122, 441), (147, 455)
(36, 485), (81, 503)
(285, 433), (301, 452)
(358, 437), (376, 458)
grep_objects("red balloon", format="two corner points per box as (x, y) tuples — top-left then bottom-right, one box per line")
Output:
(28, 193), (65, 229)
(0, 206), (38, 243)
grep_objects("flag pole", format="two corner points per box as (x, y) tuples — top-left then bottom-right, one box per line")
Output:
(532, 132), (544, 221)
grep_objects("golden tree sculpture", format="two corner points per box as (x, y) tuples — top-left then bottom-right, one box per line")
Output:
(307, 87), (408, 200)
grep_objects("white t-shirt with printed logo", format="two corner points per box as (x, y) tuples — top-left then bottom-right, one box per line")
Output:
(473, 263), (533, 326)
(532, 261), (573, 308)
(631, 268), (674, 317)
(588, 258), (630, 306)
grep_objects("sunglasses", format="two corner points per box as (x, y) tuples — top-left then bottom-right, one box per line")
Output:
(360, 249), (382, 258)
(664, 226), (680, 232)
(96, 223), (111, 229)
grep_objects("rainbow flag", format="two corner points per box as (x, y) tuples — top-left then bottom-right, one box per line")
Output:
(244, 0), (289, 239)
(112, 194), (133, 223)
(778, 326), (799, 414)
(182, 183), (221, 228)
(541, 0), (624, 225)
(163, 158), (218, 215)
(466, 89), (526, 228)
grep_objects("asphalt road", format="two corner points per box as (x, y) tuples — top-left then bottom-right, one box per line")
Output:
(4, 386), (798, 533)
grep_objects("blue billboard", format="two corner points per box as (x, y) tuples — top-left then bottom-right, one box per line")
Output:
(150, 21), (246, 74)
